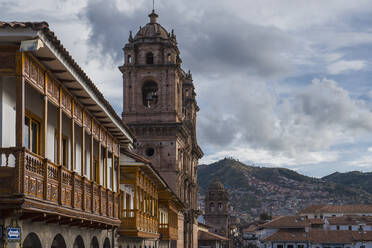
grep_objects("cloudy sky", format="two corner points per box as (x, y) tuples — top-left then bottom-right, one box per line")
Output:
(3, 0), (372, 177)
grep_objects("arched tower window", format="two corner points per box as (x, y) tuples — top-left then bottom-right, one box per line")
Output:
(218, 202), (222, 211)
(128, 55), (132, 64)
(210, 202), (215, 212)
(146, 52), (154, 64)
(142, 81), (158, 108)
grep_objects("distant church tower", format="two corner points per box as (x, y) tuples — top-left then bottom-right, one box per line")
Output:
(204, 177), (230, 237)
(120, 9), (203, 248)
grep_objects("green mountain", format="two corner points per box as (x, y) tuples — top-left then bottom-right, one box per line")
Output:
(323, 171), (372, 194)
(198, 158), (372, 221)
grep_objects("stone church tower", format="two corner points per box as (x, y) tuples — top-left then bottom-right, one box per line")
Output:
(204, 178), (230, 237)
(120, 10), (203, 248)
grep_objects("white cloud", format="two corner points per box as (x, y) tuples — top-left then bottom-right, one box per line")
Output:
(327, 60), (366, 74)
(2, 0), (372, 177)
(200, 147), (339, 167)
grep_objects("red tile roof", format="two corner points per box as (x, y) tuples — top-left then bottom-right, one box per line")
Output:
(327, 215), (372, 225)
(198, 230), (229, 241)
(264, 230), (372, 243)
(0, 21), (134, 141)
(262, 216), (311, 229)
(299, 205), (372, 214)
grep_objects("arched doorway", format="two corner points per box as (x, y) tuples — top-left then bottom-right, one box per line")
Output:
(90, 236), (99, 248)
(51, 234), (66, 248)
(23, 232), (42, 248)
(103, 238), (110, 248)
(73, 235), (85, 248)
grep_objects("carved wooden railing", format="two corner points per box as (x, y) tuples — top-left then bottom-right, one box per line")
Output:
(0, 148), (120, 222)
(121, 209), (159, 235)
(159, 223), (178, 240)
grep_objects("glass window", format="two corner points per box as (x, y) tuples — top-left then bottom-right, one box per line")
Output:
(24, 117), (30, 150)
(24, 115), (40, 154)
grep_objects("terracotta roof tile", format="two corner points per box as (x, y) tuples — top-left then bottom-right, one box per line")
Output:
(264, 230), (372, 243)
(0, 21), (134, 141)
(300, 205), (372, 214)
(327, 215), (372, 225)
(198, 230), (229, 241)
(262, 216), (310, 228)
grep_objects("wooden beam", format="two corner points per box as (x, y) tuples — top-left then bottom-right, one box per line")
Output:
(20, 213), (40, 220)
(71, 101), (75, 171)
(42, 73), (48, 157)
(59, 217), (73, 225)
(58, 87), (62, 165)
(84, 104), (97, 107)
(16, 52), (25, 147)
(46, 215), (62, 224)
(67, 88), (83, 92)
(36, 56), (56, 62)
(59, 79), (75, 83)
(90, 130), (94, 181)
(82, 112), (85, 177)
(90, 110), (103, 114)
(51, 69), (67, 74)
(31, 213), (47, 222)
(70, 219), (84, 227)
(77, 96), (91, 100)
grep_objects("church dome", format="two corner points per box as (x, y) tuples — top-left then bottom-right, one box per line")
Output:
(208, 177), (225, 191)
(134, 10), (171, 41)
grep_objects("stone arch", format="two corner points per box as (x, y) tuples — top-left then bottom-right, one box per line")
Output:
(91, 236), (99, 248)
(103, 237), (110, 248)
(51, 234), (66, 248)
(23, 232), (42, 248)
(73, 235), (85, 248)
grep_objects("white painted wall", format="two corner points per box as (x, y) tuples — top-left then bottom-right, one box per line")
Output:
(121, 184), (134, 217)
(47, 102), (58, 162)
(1, 77), (16, 148)
(84, 132), (90, 179)
(75, 125), (82, 175)
(107, 155), (112, 189)
(100, 147), (104, 184)
(62, 113), (71, 169)
(113, 161), (117, 192)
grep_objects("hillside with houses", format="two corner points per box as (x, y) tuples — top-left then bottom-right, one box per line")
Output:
(198, 158), (372, 222)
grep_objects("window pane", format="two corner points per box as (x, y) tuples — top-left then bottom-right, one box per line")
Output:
(24, 117), (30, 150)
(31, 122), (38, 154)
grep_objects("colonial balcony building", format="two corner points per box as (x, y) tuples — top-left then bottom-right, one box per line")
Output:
(0, 22), (133, 248)
(119, 149), (184, 248)
(0, 19), (195, 248)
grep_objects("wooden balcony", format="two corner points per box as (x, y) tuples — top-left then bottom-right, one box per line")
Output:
(119, 209), (159, 239)
(0, 147), (121, 229)
(159, 223), (178, 240)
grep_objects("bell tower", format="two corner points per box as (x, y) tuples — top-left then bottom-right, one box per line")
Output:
(204, 177), (230, 237)
(120, 10), (203, 248)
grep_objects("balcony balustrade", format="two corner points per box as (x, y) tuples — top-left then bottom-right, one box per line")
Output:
(120, 209), (159, 238)
(0, 147), (120, 227)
